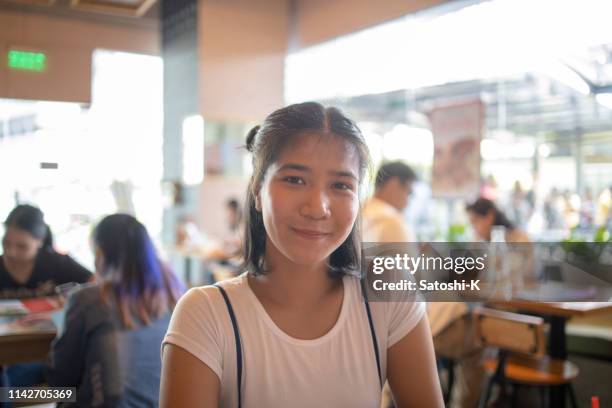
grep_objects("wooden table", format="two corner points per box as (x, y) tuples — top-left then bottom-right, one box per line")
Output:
(486, 297), (612, 407)
(0, 316), (57, 365)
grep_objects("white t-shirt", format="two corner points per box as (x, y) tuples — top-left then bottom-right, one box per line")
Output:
(163, 273), (425, 407)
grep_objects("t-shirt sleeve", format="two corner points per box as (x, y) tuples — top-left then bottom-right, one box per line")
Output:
(386, 296), (426, 348)
(162, 287), (225, 380)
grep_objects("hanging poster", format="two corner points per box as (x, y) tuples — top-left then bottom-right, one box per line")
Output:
(429, 99), (483, 198)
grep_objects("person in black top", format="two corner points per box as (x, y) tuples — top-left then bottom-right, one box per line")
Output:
(0, 204), (92, 299)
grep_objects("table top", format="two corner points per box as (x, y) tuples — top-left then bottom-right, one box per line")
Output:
(487, 300), (612, 318)
(0, 315), (57, 365)
(0, 314), (57, 341)
(0, 298), (59, 364)
(466, 280), (612, 317)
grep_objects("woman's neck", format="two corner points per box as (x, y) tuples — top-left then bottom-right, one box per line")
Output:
(248, 245), (340, 308)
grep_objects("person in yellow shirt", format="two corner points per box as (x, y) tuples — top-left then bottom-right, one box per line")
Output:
(362, 161), (417, 243)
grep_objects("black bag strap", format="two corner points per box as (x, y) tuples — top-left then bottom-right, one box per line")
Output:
(361, 278), (383, 388)
(215, 284), (243, 408)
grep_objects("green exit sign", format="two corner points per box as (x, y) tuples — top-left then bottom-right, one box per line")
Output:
(7, 50), (46, 72)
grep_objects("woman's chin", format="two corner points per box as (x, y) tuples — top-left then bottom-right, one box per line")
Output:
(285, 251), (331, 268)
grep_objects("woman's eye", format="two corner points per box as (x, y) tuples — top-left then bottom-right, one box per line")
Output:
(333, 182), (353, 191)
(284, 176), (305, 185)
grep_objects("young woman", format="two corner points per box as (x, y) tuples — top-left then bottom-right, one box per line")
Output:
(47, 214), (184, 407)
(160, 102), (443, 407)
(466, 197), (530, 243)
(0, 204), (91, 299)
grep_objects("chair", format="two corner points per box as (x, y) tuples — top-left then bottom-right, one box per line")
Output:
(437, 356), (456, 405)
(474, 307), (579, 408)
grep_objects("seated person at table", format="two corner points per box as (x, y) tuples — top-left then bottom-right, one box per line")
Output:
(428, 198), (532, 407)
(0, 204), (92, 299)
(467, 197), (534, 283)
(47, 214), (184, 407)
(223, 197), (243, 256)
(466, 197), (530, 243)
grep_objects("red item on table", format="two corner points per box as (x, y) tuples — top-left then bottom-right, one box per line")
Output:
(21, 297), (60, 313)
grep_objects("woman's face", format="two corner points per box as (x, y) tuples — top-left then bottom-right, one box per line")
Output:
(2, 226), (42, 266)
(468, 210), (494, 241)
(257, 132), (361, 269)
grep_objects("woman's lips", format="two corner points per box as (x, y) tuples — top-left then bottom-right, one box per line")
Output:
(291, 227), (331, 240)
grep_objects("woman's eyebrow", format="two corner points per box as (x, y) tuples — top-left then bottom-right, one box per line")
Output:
(278, 163), (357, 180)
(278, 163), (309, 173)
(329, 170), (358, 181)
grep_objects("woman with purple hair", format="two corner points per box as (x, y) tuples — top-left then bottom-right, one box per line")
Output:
(47, 213), (184, 407)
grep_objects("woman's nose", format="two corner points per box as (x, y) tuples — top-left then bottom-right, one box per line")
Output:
(300, 188), (330, 219)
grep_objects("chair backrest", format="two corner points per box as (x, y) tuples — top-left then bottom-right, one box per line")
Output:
(474, 307), (546, 356)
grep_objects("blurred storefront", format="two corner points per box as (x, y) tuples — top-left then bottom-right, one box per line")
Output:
(285, 0), (612, 241)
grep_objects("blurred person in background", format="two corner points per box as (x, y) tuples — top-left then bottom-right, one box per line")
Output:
(47, 214), (184, 407)
(508, 180), (534, 229)
(561, 189), (580, 229)
(362, 161), (417, 243)
(0, 204), (91, 299)
(579, 188), (595, 228)
(479, 175), (498, 201)
(430, 198), (532, 407)
(175, 215), (205, 248)
(221, 197), (243, 257)
(596, 185), (611, 228)
(205, 198), (244, 281)
(544, 187), (565, 230)
(226, 198), (242, 234)
(466, 198), (529, 243)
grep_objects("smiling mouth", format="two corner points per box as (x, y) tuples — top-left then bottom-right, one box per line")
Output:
(291, 228), (331, 240)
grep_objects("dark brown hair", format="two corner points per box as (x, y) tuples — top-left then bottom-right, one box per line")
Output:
(374, 161), (417, 190)
(4, 204), (54, 252)
(241, 102), (371, 279)
(93, 214), (184, 328)
(466, 198), (514, 230)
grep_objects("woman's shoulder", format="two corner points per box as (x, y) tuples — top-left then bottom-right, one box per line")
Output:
(35, 251), (92, 282)
(63, 284), (118, 328)
(68, 283), (106, 310)
(164, 276), (249, 357)
(175, 273), (248, 313)
(36, 250), (72, 264)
